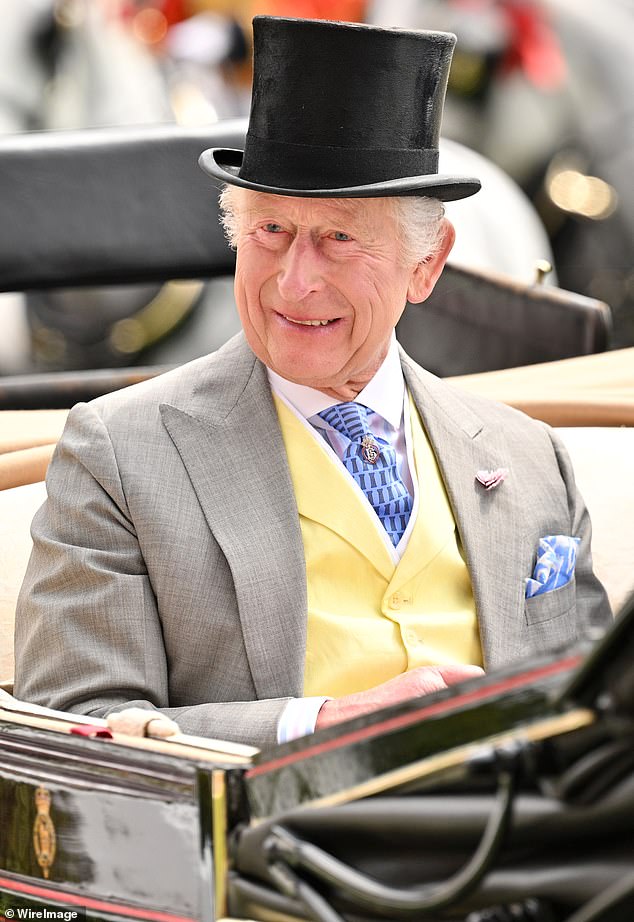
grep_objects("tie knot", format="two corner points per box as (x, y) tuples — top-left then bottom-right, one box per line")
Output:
(318, 402), (371, 443)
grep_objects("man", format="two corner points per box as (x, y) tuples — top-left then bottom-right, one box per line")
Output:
(14, 17), (611, 749)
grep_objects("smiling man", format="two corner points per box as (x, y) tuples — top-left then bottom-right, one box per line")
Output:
(14, 17), (611, 748)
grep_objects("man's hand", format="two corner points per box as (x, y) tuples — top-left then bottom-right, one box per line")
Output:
(315, 664), (485, 730)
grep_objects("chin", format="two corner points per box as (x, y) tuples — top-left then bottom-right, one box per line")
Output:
(271, 354), (340, 387)
(279, 368), (331, 388)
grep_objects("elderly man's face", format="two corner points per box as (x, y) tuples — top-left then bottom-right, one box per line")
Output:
(233, 191), (453, 399)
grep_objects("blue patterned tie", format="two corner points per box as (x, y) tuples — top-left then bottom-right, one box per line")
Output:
(318, 402), (413, 547)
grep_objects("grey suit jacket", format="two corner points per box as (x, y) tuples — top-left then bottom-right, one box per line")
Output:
(14, 334), (612, 748)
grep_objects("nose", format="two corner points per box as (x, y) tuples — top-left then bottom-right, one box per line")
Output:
(277, 234), (324, 302)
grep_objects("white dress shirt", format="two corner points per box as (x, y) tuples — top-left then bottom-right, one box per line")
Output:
(267, 334), (419, 743)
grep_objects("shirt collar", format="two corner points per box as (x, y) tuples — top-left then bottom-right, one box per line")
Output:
(266, 334), (404, 429)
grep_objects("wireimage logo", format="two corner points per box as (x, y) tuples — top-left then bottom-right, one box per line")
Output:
(3, 909), (85, 921)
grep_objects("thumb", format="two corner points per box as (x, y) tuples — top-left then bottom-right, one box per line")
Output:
(436, 664), (485, 686)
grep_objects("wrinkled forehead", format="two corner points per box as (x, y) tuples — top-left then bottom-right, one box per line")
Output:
(233, 187), (395, 231)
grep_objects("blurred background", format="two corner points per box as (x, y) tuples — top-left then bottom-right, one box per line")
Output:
(1, 0), (632, 376)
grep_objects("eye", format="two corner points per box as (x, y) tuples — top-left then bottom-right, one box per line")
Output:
(263, 223), (284, 233)
(331, 231), (352, 241)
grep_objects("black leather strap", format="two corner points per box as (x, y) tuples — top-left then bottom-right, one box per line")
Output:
(0, 123), (245, 291)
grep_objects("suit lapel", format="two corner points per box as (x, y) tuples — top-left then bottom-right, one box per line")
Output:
(401, 352), (526, 669)
(159, 335), (307, 699)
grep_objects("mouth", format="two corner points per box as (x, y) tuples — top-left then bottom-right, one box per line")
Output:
(281, 314), (339, 327)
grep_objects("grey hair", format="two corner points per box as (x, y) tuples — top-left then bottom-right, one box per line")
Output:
(218, 185), (445, 267)
(392, 196), (446, 265)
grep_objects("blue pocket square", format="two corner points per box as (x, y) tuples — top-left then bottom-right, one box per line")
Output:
(525, 535), (580, 599)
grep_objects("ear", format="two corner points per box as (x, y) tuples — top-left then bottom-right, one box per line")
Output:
(406, 218), (456, 304)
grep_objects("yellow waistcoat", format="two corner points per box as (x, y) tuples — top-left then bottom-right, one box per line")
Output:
(273, 393), (482, 697)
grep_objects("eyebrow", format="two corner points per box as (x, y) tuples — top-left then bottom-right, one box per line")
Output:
(241, 198), (382, 237)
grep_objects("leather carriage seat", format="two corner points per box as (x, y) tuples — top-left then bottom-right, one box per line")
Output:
(0, 123), (241, 293)
(0, 478), (48, 689)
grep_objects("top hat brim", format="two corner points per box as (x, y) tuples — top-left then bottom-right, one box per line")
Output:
(199, 148), (481, 202)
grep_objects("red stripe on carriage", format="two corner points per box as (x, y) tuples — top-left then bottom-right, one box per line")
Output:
(0, 873), (196, 922)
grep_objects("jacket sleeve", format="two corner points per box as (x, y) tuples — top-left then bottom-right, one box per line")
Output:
(13, 402), (290, 751)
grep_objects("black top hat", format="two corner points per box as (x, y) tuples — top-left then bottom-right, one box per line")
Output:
(199, 16), (480, 201)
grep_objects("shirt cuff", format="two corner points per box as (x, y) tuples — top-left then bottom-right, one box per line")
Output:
(277, 696), (331, 744)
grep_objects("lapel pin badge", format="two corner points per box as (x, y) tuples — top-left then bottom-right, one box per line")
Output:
(476, 468), (508, 490)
